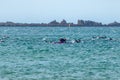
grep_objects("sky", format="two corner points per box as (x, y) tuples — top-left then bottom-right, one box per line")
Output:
(0, 0), (120, 24)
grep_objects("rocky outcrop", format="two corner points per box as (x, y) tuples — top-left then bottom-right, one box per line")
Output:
(108, 21), (120, 26)
(77, 20), (102, 26)
(0, 20), (120, 27)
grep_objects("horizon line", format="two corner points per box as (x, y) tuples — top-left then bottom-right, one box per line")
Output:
(0, 19), (119, 24)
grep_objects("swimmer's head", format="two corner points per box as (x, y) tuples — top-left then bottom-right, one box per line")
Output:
(59, 38), (66, 43)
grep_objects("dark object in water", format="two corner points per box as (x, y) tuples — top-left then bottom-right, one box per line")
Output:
(92, 36), (107, 39)
(59, 38), (66, 43)
(109, 38), (113, 40)
(53, 38), (82, 44)
(99, 36), (107, 39)
(53, 38), (66, 44)
(75, 39), (81, 43)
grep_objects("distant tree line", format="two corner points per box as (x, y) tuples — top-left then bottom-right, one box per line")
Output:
(0, 19), (120, 27)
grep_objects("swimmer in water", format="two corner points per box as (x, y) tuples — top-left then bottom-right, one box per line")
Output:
(2, 35), (9, 39)
(109, 38), (113, 40)
(75, 39), (81, 43)
(53, 38), (66, 44)
(92, 36), (107, 40)
(44, 38), (82, 44)
(59, 38), (66, 43)
(99, 36), (107, 39)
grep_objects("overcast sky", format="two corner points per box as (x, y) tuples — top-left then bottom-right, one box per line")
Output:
(0, 0), (120, 23)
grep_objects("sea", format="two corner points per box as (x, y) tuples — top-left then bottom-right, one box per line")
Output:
(0, 26), (120, 80)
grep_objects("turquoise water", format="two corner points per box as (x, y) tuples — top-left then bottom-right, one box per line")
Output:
(0, 27), (120, 80)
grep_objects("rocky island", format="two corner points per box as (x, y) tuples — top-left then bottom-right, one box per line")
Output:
(0, 19), (120, 27)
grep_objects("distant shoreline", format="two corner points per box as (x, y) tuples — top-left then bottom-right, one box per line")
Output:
(0, 20), (120, 27)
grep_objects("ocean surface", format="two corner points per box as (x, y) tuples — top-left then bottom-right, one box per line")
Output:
(0, 26), (120, 80)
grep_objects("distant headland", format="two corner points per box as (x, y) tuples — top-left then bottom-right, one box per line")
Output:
(0, 19), (120, 27)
